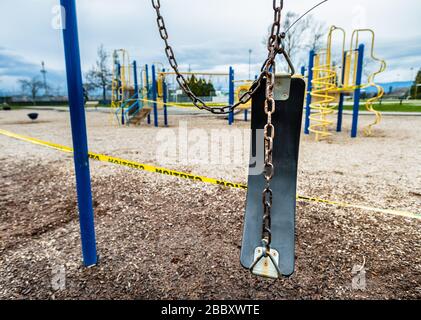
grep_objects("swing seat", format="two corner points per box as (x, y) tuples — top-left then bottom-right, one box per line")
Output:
(240, 75), (305, 278)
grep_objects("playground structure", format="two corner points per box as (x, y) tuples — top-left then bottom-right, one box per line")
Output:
(112, 61), (252, 127)
(111, 50), (153, 126)
(234, 80), (254, 122)
(155, 70), (236, 124)
(303, 26), (387, 140)
(147, 69), (252, 125)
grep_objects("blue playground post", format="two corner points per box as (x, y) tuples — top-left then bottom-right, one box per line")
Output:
(151, 64), (159, 127)
(145, 64), (151, 124)
(301, 66), (306, 76)
(133, 60), (139, 101)
(118, 63), (125, 126)
(117, 63), (122, 101)
(336, 52), (347, 132)
(60, 0), (97, 267)
(304, 50), (315, 134)
(351, 44), (365, 138)
(162, 69), (168, 127)
(228, 66), (235, 125)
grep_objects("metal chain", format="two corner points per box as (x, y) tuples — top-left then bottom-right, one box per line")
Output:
(151, 0), (289, 115)
(261, 0), (284, 256)
(151, 0), (289, 257)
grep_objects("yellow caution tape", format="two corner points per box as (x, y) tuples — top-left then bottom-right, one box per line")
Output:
(297, 196), (420, 220)
(1, 128), (420, 220)
(0, 129), (247, 190)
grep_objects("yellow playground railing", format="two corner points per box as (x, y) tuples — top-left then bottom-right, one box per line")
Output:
(111, 49), (133, 124)
(351, 29), (387, 136)
(309, 26), (345, 141)
(305, 26), (386, 140)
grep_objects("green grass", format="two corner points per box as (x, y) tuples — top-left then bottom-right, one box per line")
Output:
(343, 103), (421, 112)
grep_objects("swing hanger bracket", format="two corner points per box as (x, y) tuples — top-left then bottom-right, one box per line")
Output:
(274, 74), (291, 101)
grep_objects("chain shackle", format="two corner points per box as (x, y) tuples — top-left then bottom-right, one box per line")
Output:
(273, 0), (284, 11)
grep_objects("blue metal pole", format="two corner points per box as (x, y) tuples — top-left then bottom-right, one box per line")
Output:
(228, 66), (234, 125)
(301, 66), (305, 76)
(60, 0), (97, 267)
(304, 50), (315, 135)
(351, 44), (365, 138)
(145, 64), (151, 124)
(162, 69), (168, 127)
(133, 61), (139, 95)
(117, 63), (121, 101)
(336, 51), (347, 132)
(133, 60), (139, 114)
(152, 64), (158, 127)
(117, 63), (125, 126)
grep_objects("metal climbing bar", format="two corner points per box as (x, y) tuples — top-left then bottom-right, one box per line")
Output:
(304, 50), (315, 134)
(336, 51), (347, 132)
(309, 52), (337, 141)
(228, 66), (235, 125)
(162, 69), (169, 127)
(351, 44), (365, 138)
(151, 64), (159, 127)
(60, 0), (97, 266)
(351, 29), (387, 136)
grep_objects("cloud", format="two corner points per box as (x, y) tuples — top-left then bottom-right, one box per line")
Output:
(0, 48), (65, 94)
(0, 49), (41, 78)
(0, 0), (421, 93)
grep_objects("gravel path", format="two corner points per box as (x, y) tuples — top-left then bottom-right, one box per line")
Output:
(0, 109), (420, 299)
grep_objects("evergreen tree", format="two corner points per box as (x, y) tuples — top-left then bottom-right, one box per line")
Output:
(186, 75), (216, 97)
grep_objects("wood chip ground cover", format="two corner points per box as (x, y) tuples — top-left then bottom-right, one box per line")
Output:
(0, 109), (419, 299)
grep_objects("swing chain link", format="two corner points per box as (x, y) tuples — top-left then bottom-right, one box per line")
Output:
(152, 0), (288, 260)
(261, 0), (285, 256)
(151, 0), (286, 116)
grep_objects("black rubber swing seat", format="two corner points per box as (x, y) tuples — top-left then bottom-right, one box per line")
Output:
(27, 113), (39, 121)
(240, 75), (305, 278)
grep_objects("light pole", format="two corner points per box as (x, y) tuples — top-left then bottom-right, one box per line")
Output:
(40, 61), (48, 96)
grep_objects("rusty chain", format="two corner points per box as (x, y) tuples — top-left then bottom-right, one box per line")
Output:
(151, 0), (292, 261)
(151, 0), (292, 114)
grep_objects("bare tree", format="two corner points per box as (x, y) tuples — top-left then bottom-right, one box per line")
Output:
(85, 44), (112, 102)
(263, 12), (325, 71)
(306, 15), (327, 52)
(19, 77), (44, 105)
(282, 12), (309, 62)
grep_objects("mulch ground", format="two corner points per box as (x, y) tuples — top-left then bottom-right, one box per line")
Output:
(0, 159), (419, 299)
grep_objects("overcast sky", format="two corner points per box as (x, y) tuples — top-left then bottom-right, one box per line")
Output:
(0, 0), (420, 94)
